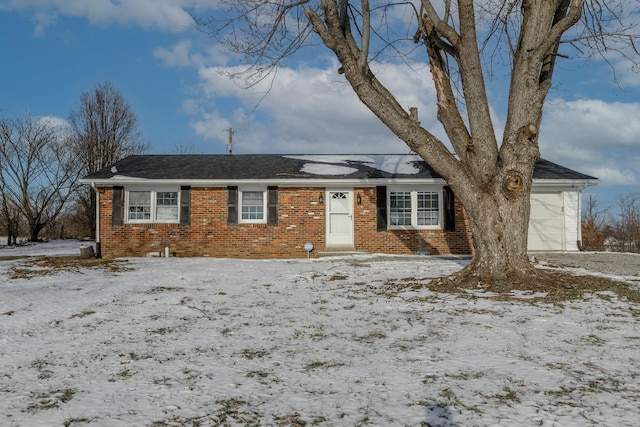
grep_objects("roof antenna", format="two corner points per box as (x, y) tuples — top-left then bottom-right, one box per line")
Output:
(227, 127), (234, 155)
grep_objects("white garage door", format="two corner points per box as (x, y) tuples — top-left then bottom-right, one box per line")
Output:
(528, 192), (564, 251)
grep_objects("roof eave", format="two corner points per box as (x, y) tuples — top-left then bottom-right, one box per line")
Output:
(531, 178), (598, 190)
(80, 177), (599, 188)
(80, 177), (446, 186)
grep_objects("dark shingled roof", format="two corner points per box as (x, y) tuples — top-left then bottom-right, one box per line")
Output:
(82, 154), (597, 182)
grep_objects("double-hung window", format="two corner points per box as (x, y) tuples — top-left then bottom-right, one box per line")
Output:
(416, 191), (439, 226)
(390, 191), (412, 226)
(240, 190), (266, 223)
(389, 188), (441, 229)
(126, 189), (179, 223)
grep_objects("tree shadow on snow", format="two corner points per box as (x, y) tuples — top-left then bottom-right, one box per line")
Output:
(423, 402), (460, 427)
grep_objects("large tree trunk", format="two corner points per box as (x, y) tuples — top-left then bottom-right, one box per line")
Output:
(452, 182), (535, 290)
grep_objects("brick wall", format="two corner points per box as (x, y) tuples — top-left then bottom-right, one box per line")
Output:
(353, 187), (472, 256)
(97, 185), (472, 258)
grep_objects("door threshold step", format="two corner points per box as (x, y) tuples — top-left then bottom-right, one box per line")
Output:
(317, 246), (368, 257)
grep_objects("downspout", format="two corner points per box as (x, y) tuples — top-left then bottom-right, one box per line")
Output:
(576, 187), (584, 251)
(91, 182), (102, 258)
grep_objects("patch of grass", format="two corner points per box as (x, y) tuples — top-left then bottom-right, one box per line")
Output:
(246, 370), (269, 379)
(237, 348), (269, 360)
(386, 270), (640, 304)
(28, 388), (76, 412)
(0, 255), (30, 261)
(328, 274), (348, 281)
(488, 386), (521, 404)
(109, 368), (135, 382)
(145, 326), (180, 335)
(9, 256), (129, 279)
(439, 388), (483, 414)
(146, 286), (185, 294)
(274, 412), (315, 426)
(304, 360), (344, 371)
(121, 351), (152, 361)
(31, 358), (54, 380)
(63, 417), (93, 426)
(213, 398), (261, 426)
(69, 310), (95, 319)
(355, 331), (387, 343)
(582, 333), (606, 346)
(445, 370), (486, 381)
(153, 376), (172, 385)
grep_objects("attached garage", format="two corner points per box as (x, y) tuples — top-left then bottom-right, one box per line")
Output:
(528, 192), (565, 251)
(528, 188), (587, 252)
(525, 158), (598, 252)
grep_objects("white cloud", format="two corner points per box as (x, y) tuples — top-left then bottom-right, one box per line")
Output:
(540, 99), (640, 186)
(154, 40), (196, 68)
(154, 39), (231, 68)
(188, 111), (231, 142)
(5, 0), (220, 33)
(31, 11), (57, 37)
(188, 60), (447, 154)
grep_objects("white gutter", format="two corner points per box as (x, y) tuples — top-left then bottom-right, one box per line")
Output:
(531, 179), (598, 190)
(78, 177), (448, 187)
(79, 177), (599, 189)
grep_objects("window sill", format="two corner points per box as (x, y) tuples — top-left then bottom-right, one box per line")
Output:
(388, 226), (442, 231)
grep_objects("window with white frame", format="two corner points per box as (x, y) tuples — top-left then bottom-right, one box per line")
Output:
(240, 190), (266, 223)
(389, 188), (441, 228)
(126, 189), (179, 223)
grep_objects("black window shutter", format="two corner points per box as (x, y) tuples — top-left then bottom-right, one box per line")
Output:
(267, 186), (278, 225)
(112, 186), (124, 226)
(443, 186), (456, 231)
(227, 186), (238, 225)
(376, 186), (387, 231)
(180, 186), (191, 226)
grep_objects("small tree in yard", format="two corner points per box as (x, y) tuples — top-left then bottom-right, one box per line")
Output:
(581, 194), (609, 251)
(196, 1), (639, 289)
(0, 113), (80, 242)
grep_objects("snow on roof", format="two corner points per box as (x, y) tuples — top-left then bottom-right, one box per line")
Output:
(299, 163), (359, 175)
(286, 154), (422, 175)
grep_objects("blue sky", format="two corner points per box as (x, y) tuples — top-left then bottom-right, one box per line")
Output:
(0, 1), (638, 214)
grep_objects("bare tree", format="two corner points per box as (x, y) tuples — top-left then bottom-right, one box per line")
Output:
(611, 192), (640, 253)
(172, 139), (203, 154)
(0, 191), (22, 246)
(195, 1), (639, 289)
(0, 113), (81, 241)
(69, 82), (148, 239)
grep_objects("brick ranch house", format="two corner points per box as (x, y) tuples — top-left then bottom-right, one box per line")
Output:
(80, 154), (597, 258)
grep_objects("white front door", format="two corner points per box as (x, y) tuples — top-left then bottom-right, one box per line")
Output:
(326, 190), (354, 247)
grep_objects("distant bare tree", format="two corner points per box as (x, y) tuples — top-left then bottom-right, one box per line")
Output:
(69, 82), (148, 238)
(0, 113), (80, 241)
(581, 194), (609, 251)
(611, 192), (640, 253)
(172, 139), (202, 154)
(0, 191), (22, 246)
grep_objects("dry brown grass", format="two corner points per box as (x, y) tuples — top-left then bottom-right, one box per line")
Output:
(385, 270), (640, 304)
(7, 256), (130, 279)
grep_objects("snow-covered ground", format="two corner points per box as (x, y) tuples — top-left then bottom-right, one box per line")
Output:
(1, 240), (639, 426)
